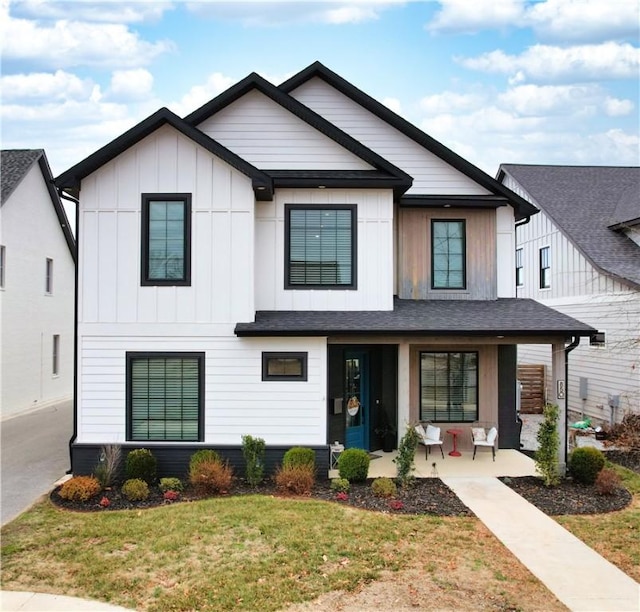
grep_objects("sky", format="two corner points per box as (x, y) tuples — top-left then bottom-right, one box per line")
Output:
(1, 0), (639, 179)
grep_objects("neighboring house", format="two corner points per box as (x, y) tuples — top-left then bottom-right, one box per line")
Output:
(56, 62), (595, 476)
(498, 165), (640, 425)
(1, 149), (76, 418)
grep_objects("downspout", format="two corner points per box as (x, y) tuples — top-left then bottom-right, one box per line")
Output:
(58, 188), (79, 474)
(564, 336), (581, 465)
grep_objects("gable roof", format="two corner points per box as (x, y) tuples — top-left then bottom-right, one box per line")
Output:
(2, 149), (76, 261)
(499, 164), (640, 289)
(184, 71), (413, 197)
(55, 108), (274, 201)
(280, 61), (538, 221)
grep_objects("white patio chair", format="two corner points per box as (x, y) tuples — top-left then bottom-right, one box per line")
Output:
(471, 426), (498, 461)
(415, 423), (444, 459)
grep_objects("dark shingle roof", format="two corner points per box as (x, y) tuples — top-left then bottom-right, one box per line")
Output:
(499, 165), (640, 289)
(235, 298), (595, 337)
(1, 149), (43, 203)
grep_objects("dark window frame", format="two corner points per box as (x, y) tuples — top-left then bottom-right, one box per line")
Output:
(431, 219), (466, 290)
(515, 247), (524, 287)
(0, 245), (5, 288)
(126, 351), (205, 442)
(262, 352), (308, 381)
(419, 351), (479, 423)
(52, 334), (60, 375)
(284, 204), (357, 290)
(539, 246), (551, 289)
(45, 257), (53, 294)
(141, 193), (192, 287)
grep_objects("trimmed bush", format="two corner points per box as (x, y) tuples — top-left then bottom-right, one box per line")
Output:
(122, 478), (149, 501)
(159, 477), (184, 493)
(371, 477), (397, 498)
(189, 449), (221, 471)
(337, 448), (370, 482)
(282, 447), (316, 469)
(190, 459), (233, 496)
(274, 464), (315, 495)
(569, 446), (605, 484)
(535, 403), (560, 487)
(595, 467), (621, 496)
(242, 435), (266, 486)
(59, 476), (101, 502)
(330, 478), (350, 493)
(125, 449), (157, 485)
(394, 425), (420, 486)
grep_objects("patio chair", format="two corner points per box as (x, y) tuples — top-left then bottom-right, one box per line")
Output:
(471, 426), (498, 461)
(415, 423), (444, 459)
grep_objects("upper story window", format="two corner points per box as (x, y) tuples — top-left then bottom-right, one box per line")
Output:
(515, 248), (524, 287)
(126, 352), (204, 442)
(285, 205), (356, 289)
(52, 335), (60, 375)
(45, 258), (53, 294)
(141, 194), (191, 286)
(539, 246), (551, 289)
(431, 220), (465, 289)
(0, 245), (5, 288)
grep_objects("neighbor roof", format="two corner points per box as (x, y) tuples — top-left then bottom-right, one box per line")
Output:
(235, 298), (596, 338)
(2, 149), (76, 261)
(499, 164), (640, 289)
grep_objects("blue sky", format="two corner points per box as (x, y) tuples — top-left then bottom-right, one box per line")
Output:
(2, 0), (639, 177)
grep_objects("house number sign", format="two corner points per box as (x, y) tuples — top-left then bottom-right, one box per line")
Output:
(557, 380), (565, 400)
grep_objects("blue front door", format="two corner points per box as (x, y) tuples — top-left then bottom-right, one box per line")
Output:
(344, 351), (369, 450)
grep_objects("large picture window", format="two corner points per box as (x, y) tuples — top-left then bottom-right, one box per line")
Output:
(420, 352), (478, 422)
(127, 352), (204, 441)
(141, 194), (191, 286)
(431, 220), (465, 289)
(285, 205), (356, 289)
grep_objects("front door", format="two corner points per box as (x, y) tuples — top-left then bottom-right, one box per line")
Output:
(345, 351), (369, 449)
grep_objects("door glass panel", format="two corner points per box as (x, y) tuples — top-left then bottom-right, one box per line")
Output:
(345, 357), (362, 427)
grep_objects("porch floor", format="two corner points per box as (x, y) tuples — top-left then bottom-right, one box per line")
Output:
(329, 448), (537, 480)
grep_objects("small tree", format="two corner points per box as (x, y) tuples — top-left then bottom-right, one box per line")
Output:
(394, 424), (420, 487)
(242, 435), (266, 487)
(535, 403), (560, 487)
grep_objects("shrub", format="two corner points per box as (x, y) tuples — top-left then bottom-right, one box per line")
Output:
(335, 491), (349, 501)
(371, 477), (397, 498)
(595, 467), (622, 496)
(569, 446), (605, 484)
(389, 499), (404, 511)
(337, 448), (370, 482)
(394, 425), (420, 486)
(99, 497), (110, 508)
(242, 435), (266, 486)
(330, 478), (350, 493)
(189, 449), (221, 472)
(274, 464), (315, 495)
(93, 444), (122, 488)
(159, 477), (184, 493)
(535, 404), (560, 487)
(282, 447), (316, 470)
(189, 459), (233, 496)
(125, 449), (157, 485)
(59, 476), (101, 502)
(122, 478), (149, 501)
(163, 490), (180, 502)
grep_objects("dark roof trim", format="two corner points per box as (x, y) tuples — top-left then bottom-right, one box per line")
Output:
(265, 169), (408, 191)
(55, 108), (273, 201)
(400, 194), (509, 209)
(184, 71), (413, 198)
(280, 62), (538, 221)
(609, 217), (640, 230)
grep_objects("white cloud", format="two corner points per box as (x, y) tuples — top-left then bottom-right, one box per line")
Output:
(325, 6), (380, 24)
(0, 70), (94, 101)
(420, 91), (486, 114)
(497, 84), (604, 116)
(459, 43), (640, 83)
(169, 72), (239, 117)
(108, 69), (155, 101)
(603, 96), (635, 117)
(1, 4), (174, 69)
(382, 97), (402, 114)
(426, 0), (525, 34)
(11, 0), (175, 23)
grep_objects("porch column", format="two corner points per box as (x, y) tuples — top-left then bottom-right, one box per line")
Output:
(551, 342), (567, 475)
(397, 341), (411, 445)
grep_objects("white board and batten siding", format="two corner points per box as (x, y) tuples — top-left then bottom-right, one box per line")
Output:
(197, 89), (373, 170)
(78, 336), (327, 446)
(255, 188), (394, 311)
(289, 77), (492, 196)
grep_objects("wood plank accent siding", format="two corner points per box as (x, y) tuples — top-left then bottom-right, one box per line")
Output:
(517, 364), (546, 413)
(398, 208), (497, 300)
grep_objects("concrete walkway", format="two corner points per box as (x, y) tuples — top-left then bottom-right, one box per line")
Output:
(443, 476), (640, 612)
(0, 591), (133, 611)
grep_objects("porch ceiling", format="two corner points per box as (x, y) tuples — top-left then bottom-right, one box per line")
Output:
(235, 298), (596, 338)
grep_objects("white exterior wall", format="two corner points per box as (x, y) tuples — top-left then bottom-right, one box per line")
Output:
(496, 205), (516, 298)
(290, 78), (491, 196)
(255, 188), (394, 311)
(197, 90), (373, 170)
(0, 163), (74, 417)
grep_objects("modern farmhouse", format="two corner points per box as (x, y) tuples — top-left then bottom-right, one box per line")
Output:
(56, 62), (596, 476)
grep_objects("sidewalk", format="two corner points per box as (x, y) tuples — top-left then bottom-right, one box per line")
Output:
(444, 476), (640, 611)
(0, 591), (133, 611)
